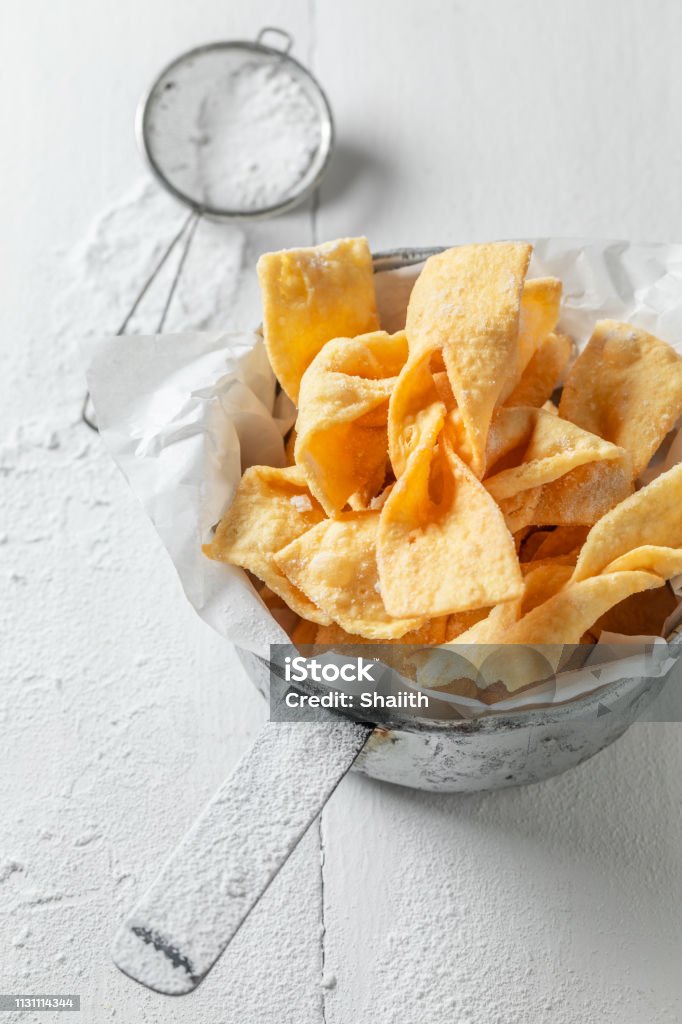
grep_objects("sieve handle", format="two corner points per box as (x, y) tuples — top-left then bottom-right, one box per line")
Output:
(81, 208), (201, 432)
(112, 696), (371, 994)
(256, 26), (294, 53)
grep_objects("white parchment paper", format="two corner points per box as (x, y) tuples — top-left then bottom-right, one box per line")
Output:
(87, 238), (682, 709)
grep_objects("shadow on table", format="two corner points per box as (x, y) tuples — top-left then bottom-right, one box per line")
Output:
(317, 141), (390, 217)
(349, 664), (682, 884)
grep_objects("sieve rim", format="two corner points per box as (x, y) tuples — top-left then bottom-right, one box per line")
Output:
(135, 37), (335, 221)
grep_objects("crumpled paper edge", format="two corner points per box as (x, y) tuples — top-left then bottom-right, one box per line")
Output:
(88, 329), (295, 654)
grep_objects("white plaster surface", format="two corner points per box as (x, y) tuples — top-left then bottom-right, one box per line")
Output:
(2, 1), (682, 1021)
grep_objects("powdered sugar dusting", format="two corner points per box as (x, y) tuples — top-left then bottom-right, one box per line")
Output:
(145, 52), (323, 213)
(290, 494), (314, 512)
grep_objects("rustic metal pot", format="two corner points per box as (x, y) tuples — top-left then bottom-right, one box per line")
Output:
(230, 244), (682, 794)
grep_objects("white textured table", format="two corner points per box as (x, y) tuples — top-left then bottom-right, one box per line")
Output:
(2, 1), (682, 1021)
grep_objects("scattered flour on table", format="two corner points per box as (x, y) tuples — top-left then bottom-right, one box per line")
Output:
(0, 181), (324, 1022)
(54, 178), (248, 353)
(0, 859), (24, 883)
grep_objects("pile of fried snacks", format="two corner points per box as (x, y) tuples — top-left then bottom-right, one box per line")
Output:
(204, 238), (682, 677)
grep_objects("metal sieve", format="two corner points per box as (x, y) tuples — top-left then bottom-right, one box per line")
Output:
(82, 27), (334, 430)
(137, 27), (334, 219)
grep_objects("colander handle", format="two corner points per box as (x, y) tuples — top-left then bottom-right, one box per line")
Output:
(112, 695), (371, 994)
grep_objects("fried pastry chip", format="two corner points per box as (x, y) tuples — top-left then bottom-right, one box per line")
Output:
(513, 277), (563, 386)
(518, 528), (553, 561)
(378, 439), (523, 617)
(603, 546), (682, 577)
(205, 465), (330, 623)
(521, 559), (575, 611)
(559, 320), (682, 477)
(291, 617), (319, 646)
(284, 428), (297, 466)
(387, 350), (446, 478)
(295, 331), (407, 514)
(257, 237), (379, 402)
(482, 571), (663, 651)
(451, 600), (523, 644)
(484, 407), (626, 502)
(448, 563), (658, 695)
(594, 583), (678, 638)
(258, 584), (289, 612)
(315, 618), (450, 691)
(506, 332), (572, 408)
(274, 511), (424, 640)
(535, 455), (633, 525)
(314, 617), (448, 646)
(531, 525), (589, 560)
(452, 558), (573, 644)
(495, 487), (544, 534)
(445, 608), (491, 640)
(504, 454), (634, 533)
(405, 242), (531, 476)
(573, 461), (682, 581)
